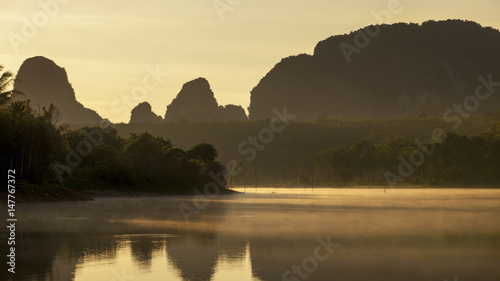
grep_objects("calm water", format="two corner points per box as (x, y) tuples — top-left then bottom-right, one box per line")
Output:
(1, 188), (500, 281)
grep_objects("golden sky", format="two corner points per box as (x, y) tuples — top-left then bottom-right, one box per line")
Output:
(2, 0), (499, 123)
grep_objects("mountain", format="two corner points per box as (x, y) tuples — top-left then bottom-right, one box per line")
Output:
(248, 20), (500, 121)
(220, 104), (248, 121)
(164, 77), (247, 122)
(13, 56), (102, 124)
(130, 102), (163, 124)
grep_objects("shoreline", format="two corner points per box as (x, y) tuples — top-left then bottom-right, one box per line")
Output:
(230, 185), (500, 189)
(2, 183), (239, 203)
(3, 185), (500, 203)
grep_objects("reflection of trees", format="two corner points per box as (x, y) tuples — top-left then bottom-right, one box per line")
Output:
(0, 233), (57, 281)
(52, 235), (119, 279)
(130, 237), (165, 269)
(77, 235), (118, 261)
(3, 198), (253, 281)
(0, 232), (119, 281)
(52, 249), (78, 281)
(218, 239), (247, 262)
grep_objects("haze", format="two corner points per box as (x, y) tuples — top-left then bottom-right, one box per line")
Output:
(6, 189), (500, 281)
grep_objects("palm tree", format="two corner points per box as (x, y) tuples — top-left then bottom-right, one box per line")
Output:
(0, 65), (22, 106)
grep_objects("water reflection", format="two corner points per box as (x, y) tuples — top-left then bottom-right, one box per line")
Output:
(1, 232), (259, 281)
(1, 189), (499, 281)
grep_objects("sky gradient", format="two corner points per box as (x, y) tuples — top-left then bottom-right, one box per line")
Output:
(2, 0), (500, 122)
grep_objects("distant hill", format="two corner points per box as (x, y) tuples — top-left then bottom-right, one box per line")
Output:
(164, 77), (247, 122)
(249, 20), (500, 121)
(130, 102), (163, 124)
(12, 20), (500, 125)
(13, 56), (102, 125)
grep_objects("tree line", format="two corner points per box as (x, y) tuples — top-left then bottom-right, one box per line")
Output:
(314, 128), (500, 186)
(0, 91), (226, 193)
(117, 112), (500, 186)
(58, 125), (226, 192)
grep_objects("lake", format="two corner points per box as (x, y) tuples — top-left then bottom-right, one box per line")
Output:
(1, 188), (499, 281)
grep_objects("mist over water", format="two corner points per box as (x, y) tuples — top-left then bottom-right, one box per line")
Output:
(1, 188), (499, 281)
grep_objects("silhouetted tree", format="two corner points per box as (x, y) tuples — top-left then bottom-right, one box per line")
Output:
(0, 65), (23, 106)
(0, 100), (63, 183)
(188, 143), (218, 164)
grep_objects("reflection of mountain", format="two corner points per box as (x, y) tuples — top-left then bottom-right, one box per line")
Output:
(13, 56), (102, 125)
(218, 238), (247, 262)
(166, 235), (257, 281)
(6, 227), (254, 281)
(9, 215), (500, 281)
(214, 241), (260, 281)
(166, 236), (220, 281)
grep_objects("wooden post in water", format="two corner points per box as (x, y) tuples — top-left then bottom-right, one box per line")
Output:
(254, 157), (257, 191)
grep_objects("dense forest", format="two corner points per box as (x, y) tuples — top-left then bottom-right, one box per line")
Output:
(314, 130), (500, 186)
(6, 106), (498, 189)
(0, 79), (228, 195)
(112, 112), (500, 186)
(3, 92), (500, 191)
